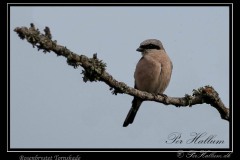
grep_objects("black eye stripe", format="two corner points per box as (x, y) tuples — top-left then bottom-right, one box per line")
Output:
(140, 44), (160, 50)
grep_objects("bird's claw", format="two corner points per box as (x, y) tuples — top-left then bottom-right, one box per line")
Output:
(152, 93), (159, 99)
(158, 93), (169, 103)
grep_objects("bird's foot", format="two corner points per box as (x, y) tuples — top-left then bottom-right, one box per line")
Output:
(158, 93), (167, 98)
(151, 93), (159, 99)
(158, 93), (169, 104)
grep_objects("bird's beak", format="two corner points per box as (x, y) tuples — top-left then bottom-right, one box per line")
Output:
(136, 47), (143, 52)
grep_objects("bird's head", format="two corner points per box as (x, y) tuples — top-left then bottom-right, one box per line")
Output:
(136, 39), (164, 54)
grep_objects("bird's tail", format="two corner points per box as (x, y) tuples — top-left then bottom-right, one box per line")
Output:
(123, 97), (142, 127)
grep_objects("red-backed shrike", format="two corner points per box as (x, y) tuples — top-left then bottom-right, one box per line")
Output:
(123, 39), (173, 127)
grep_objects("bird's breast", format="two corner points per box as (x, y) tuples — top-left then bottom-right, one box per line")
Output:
(134, 55), (161, 93)
(134, 51), (172, 94)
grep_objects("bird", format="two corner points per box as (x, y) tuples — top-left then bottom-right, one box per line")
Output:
(123, 39), (173, 127)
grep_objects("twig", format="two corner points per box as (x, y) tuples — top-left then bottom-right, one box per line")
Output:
(14, 23), (229, 122)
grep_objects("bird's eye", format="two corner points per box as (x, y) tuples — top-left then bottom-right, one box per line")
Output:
(140, 44), (160, 50)
(148, 44), (156, 49)
(149, 44), (161, 50)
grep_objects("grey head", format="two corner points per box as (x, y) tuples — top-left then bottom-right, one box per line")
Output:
(136, 39), (164, 52)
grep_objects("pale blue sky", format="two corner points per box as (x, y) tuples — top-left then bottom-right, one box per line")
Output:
(10, 6), (230, 149)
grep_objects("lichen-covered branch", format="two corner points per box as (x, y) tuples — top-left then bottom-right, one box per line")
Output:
(14, 23), (230, 122)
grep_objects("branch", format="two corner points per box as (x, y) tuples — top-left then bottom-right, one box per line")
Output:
(14, 23), (229, 122)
